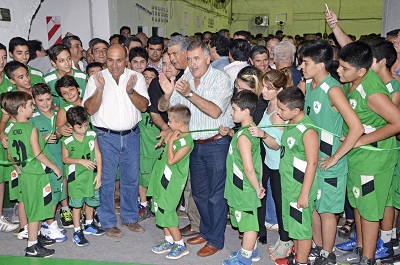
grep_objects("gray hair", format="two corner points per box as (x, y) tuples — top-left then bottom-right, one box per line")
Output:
(274, 41), (296, 64)
(187, 40), (210, 56)
(167, 35), (190, 52)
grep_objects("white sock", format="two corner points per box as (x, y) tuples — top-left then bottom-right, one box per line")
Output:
(140, 201), (148, 207)
(175, 239), (184, 246)
(381, 229), (392, 243)
(27, 240), (37, 247)
(392, 228), (397, 239)
(165, 235), (173, 244)
(74, 227), (81, 232)
(241, 248), (252, 259)
(85, 219), (93, 225)
(61, 206), (70, 212)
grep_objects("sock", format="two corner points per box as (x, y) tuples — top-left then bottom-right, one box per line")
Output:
(175, 239), (184, 246)
(85, 219), (93, 225)
(320, 249), (330, 258)
(381, 229), (392, 243)
(392, 228), (397, 239)
(140, 201), (148, 207)
(27, 240), (37, 247)
(312, 241), (316, 248)
(61, 206), (70, 212)
(74, 227), (81, 232)
(165, 235), (173, 244)
(240, 248), (252, 259)
(253, 240), (258, 250)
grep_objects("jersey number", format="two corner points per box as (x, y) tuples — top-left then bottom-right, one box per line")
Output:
(145, 115), (154, 126)
(12, 140), (28, 168)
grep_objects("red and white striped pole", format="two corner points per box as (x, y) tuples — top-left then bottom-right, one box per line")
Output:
(46, 16), (62, 47)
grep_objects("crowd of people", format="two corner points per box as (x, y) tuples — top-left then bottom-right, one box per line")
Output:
(0, 8), (400, 265)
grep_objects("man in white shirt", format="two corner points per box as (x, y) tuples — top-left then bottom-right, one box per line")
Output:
(83, 44), (149, 238)
(224, 39), (250, 83)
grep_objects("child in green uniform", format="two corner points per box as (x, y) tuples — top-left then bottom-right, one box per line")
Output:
(30, 83), (68, 243)
(147, 104), (193, 260)
(45, 44), (87, 107)
(4, 91), (62, 258)
(62, 106), (104, 247)
(338, 42), (400, 265)
(0, 43), (13, 93)
(276, 86), (319, 265)
(223, 90), (265, 265)
(299, 40), (363, 265)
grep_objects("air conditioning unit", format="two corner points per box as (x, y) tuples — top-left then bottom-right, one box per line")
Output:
(254, 16), (268, 27)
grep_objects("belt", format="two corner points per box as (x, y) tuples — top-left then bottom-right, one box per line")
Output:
(195, 134), (230, 144)
(94, 125), (137, 136)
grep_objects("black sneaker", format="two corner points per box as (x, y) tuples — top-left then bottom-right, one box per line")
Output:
(314, 251), (336, 265)
(381, 254), (400, 265)
(60, 209), (73, 228)
(359, 256), (377, 265)
(25, 243), (55, 258)
(309, 245), (322, 262)
(138, 205), (152, 222)
(73, 229), (89, 247)
(37, 233), (56, 247)
(83, 222), (105, 236)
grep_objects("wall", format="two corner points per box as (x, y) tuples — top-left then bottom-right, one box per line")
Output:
(382, 0), (400, 36)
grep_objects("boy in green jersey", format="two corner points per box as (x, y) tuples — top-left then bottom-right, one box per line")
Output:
(223, 90), (265, 265)
(147, 104), (193, 260)
(276, 86), (319, 265)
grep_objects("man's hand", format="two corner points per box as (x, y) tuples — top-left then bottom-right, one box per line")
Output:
(159, 73), (175, 95)
(126, 74), (137, 94)
(175, 79), (191, 97)
(325, 10), (338, 30)
(93, 72), (105, 91)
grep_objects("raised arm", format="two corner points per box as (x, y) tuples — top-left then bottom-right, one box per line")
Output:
(325, 11), (353, 48)
(84, 72), (104, 115)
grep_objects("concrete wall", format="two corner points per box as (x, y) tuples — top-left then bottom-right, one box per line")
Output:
(382, 0), (400, 36)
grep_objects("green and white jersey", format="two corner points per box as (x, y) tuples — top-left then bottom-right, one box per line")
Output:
(28, 66), (44, 86)
(343, 70), (397, 174)
(224, 125), (262, 210)
(138, 112), (161, 158)
(385, 78), (400, 94)
(305, 74), (347, 178)
(147, 133), (193, 211)
(44, 69), (87, 107)
(280, 115), (318, 201)
(62, 131), (97, 198)
(0, 73), (13, 93)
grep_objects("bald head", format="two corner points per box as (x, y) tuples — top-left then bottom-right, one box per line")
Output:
(107, 44), (127, 81)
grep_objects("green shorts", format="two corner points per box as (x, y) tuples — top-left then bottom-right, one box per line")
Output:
(315, 174), (347, 214)
(229, 206), (259, 232)
(393, 174), (400, 209)
(153, 201), (178, 228)
(20, 172), (53, 222)
(282, 196), (315, 240)
(347, 167), (394, 221)
(0, 147), (9, 183)
(69, 189), (100, 208)
(139, 157), (157, 188)
(8, 169), (20, 201)
(49, 173), (66, 205)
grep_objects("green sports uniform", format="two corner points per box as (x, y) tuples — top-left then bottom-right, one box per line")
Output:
(61, 102), (92, 129)
(10, 66), (44, 90)
(343, 70), (398, 221)
(7, 122), (53, 222)
(62, 130), (99, 208)
(224, 125), (262, 232)
(279, 115), (318, 240)
(30, 109), (66, 205)
(0, 74), (13, 183)
(44, 69), (87, 107)
(0, 73), (13, 93)
(305, 75), (347, 214)
(138, 112), (162, 188)
(147, 133), (193, 227)
(4, 122), (21, 201)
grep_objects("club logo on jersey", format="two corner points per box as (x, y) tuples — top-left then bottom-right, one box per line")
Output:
(88, 140), (94, 151)
(313, 101), (321, 114)
(235, 210), (241, 222)
(349, 99), (357, 110)
(287, 137), (295, 149)
(352, 186), (360, 199)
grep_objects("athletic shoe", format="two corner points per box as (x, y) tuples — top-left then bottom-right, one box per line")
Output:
(275, 253), (296, 265)
(166, 243), (189, 260)
(359, 256), (377, 265)
(60, 209), (73, 228)
(25, 243), (55, 258)
(223, 251), (252, 265)
(152, 241), (174, 254)
(37, 233), (56, 247)
(380, 254), (400, 265)
(0, 215), (19, 232)
(138, 205), (152, 222)
(336, 234), (357, 252)
(83, 222), (105, 236)
(375, 239), (394, 260)
(11, 203), (19, 224)
(73, 229), (89, 247)
(314, 251), (336, 265)
(17, 224), (28, 240)
(40, 221), (67, 243)
(391, 238), (399, 250)
(309, 245), (322, 261)
(230, 247), (261, 262)
(336, 246), (362, 264)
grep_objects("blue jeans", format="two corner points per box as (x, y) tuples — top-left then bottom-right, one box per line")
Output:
(265, 178), (278, 224)
(95, 127), (140, 228)
(190, 137), (230, 250)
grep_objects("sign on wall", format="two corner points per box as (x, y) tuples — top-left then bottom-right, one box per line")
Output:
(46, 16), (62, 47)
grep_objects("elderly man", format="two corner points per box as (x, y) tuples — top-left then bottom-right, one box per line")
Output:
(159, 41), (234, 257)
(83, 44), (149, 238)
(274, 40), (303, 86)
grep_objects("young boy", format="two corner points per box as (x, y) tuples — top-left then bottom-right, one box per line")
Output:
(147, 104), (193, 260)
(0, 43), (13, 93)
(8, 37), (44, 87)
(86, 62), (104, 78)
(4, 61), (31, 95)
(62, 106), (104, 247)
(44, 44), (87, 107)
(4, 91), (62, 257)
(30, 83), (68, 243)
(143, 68), (158, 87)
(129, 47), (149, 73)
(337, 42), (400, 265)
(299, 40), (363, 265)
(275, 86), (319, 265)
(223, 90), (265, 265)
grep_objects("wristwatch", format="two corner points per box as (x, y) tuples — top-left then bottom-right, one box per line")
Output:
(184, 91), (193, 98)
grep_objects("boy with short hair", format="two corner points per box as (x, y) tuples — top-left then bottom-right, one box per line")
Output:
(275, 86), (319, 265)
(147, 104), (193, 260)
(4, 91), (62, 257)
(86, 62), (104, 77)
(4, 61), (31, 94)
(62, 106), (104, 247)
(8, 37), (44, 87)
(299, 40), (363, 265)
(129, 47), (149, 73)
(222, 90), (265, 265)
(0, 43), (13, 92)
(44, 44), (87, 107)
(30, 83), (68, 243)
(337, 42), (400, 265)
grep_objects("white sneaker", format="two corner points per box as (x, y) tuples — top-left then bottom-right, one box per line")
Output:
(0, 215), (19, 232)
(17, 224), (28, 239)
(265, 222), (279, 231)
(11, 203), (19, 224)
(41, 221), (67, 243)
